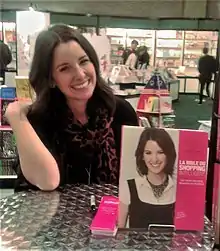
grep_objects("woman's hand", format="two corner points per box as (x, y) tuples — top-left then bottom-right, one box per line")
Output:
(5, 101), (32, 125)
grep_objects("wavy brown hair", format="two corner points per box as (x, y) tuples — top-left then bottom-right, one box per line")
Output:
(28, 24), (115, 117)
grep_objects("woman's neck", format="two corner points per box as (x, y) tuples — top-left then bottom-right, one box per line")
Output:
(67, 99), (88, 124)
(147, 172), (167, 186)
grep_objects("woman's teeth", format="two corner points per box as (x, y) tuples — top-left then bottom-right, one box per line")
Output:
(151, 164), (161, 167)
(72, 81), (89, 90)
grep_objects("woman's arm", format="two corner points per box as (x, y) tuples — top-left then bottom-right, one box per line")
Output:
(118, 201), (129, 228)
(6, 102), (60, 191)
(118, 180), (131, 228)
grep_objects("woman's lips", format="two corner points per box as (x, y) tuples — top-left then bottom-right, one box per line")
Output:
(150, 163), (161, 168)
(71, 80), (90, 90)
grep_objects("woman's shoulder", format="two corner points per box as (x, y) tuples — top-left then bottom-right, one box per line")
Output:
(27, 109), (50, 132)
(114, 96), (139, 126)
(27, 107), (56, 144)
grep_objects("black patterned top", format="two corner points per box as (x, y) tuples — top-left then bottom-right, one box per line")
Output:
(15, 96), (138, 191)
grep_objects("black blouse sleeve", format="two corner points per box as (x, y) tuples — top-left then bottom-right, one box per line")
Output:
(112, 97), (139, 164)
(114, 96), (139, 126)
(14, 113), (58, 191)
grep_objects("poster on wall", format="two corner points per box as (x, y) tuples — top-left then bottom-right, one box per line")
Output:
(83, 32), (111, 78)
(16, 11), (50, 76)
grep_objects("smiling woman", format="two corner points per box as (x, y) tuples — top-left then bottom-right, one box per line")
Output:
(5, 24), (139, 191)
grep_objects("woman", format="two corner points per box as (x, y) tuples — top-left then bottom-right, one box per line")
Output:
(125, 52), (138, 70)
(119, 128), (176, 229)
(5, 24), (138, 191)
(137, 46), (150, 69)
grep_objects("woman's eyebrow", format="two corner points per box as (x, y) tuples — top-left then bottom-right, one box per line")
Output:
(79, 55), (88, 60)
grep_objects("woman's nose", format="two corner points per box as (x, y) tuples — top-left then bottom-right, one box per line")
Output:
(74, 65), (85, 80)
(151, 154), (158, 163)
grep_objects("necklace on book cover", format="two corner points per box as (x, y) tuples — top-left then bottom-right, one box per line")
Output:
(146, 176), (169, 198)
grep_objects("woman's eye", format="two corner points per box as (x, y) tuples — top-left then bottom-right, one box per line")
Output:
(145, 151), (151, 155)
(80, 59), (89, 65)
(59, 66), (69, 72)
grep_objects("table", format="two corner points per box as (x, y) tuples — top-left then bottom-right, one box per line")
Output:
(0, 184), (216, 250)
(177, 75), (199, 93)
(177, 75), (215, 98)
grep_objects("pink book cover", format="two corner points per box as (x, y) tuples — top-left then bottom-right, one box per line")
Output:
(90, 196), (118, 232)
(216, 101), (220, 160)
(212, 163), (220, 244)
(118, 126), (208, 231)
(174, 130), (208, 231)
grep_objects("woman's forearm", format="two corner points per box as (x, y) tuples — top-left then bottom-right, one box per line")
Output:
(10, 118), (60, 191)
(118, 202), (129, 228)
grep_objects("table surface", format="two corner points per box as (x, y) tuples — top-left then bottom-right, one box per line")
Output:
(0, 184), (216, 250)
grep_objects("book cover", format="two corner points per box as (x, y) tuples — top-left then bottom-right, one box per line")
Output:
(90, 196), (118, 235)
(0, 99), (16, 126)
(0, 130), (16, 159)
(118, 126), (208, 231)
(15, 76), (36, 101)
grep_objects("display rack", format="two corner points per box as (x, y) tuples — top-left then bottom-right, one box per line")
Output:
(136, 70), (175, 128)
(106, 29), (218, 76)
(0, 127), (17, 188)
(0, 86), (18, 188)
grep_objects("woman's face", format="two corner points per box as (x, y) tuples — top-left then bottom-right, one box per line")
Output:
(52, 40), (96, 102)
(143, 140), (167, 174)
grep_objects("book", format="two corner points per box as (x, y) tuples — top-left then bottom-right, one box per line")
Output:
(0, 130), (16, 159)
(118, 126), (208, 231)
(90, 196), (118, 236)
(212, 163), (220, 244)
(15, 76), (36, 101)
(0, 99), (16, 126)
(144, 96), (172, 113)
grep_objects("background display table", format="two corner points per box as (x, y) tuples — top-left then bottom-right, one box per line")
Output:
(0, 184), (216, 250)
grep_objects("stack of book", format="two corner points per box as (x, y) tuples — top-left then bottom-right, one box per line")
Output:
(90, 196), (118, 236)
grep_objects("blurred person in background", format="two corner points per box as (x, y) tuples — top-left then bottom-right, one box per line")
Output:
(0, 40), (12, 85)
(122, 40), (139, 66)
(136, 46), (150, 69)
(198, 47), (217, 105)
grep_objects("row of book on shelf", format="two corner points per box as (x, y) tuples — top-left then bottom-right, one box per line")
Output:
(0, 76), (33, 176)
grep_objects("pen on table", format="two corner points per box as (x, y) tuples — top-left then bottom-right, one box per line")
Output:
(90, 195), (96, 212)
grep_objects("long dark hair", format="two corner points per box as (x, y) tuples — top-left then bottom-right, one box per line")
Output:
(28, 24), (115, 117)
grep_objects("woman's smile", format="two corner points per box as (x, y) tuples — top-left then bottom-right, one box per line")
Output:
(70, 79), (91, 90)
(143, 140), (167, 175)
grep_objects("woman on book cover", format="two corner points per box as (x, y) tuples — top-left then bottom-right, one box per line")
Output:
(119, 128), (177, 229)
